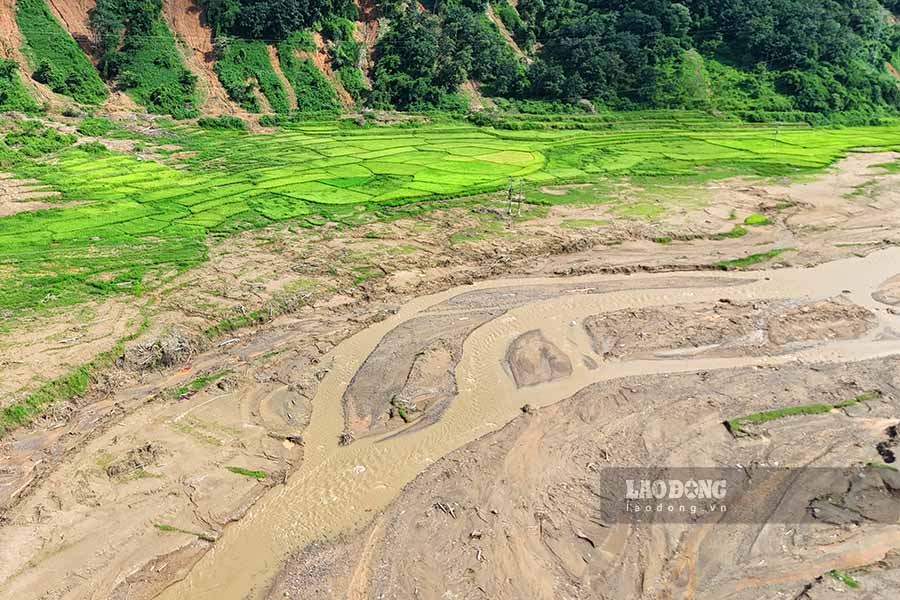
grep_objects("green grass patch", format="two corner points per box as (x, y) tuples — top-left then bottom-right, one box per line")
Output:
(225, 466), (267, 479)
(352, 265), (385, 285)
(873, 159), (900, 173)
(560, 218), (609, 229)
(76, 117), (114, 137)
(0, 59), (40, 113)
(827, 570), (860, 589)
(170, 370), (232, 399)
(155, 523), (216, 543)
(866, 461), (899, 471)
(653, 236), (673, 244)
(715, 247), (794, 269)
(711, 225), (748, 239)
(834, 391), (882, 408)
(16, 0), (108, 104)
(743, 213), (770, 226)
(725, 391), (881, 436)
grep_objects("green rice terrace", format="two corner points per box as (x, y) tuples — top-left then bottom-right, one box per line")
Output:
(3, 113), (900, 322)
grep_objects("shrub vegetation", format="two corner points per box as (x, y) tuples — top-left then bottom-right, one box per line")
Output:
(16, 0), (109, 105)
(214, 39), (291, 113)
(276, 32), (340, 113)
(0, 60), (40, 113)
(90, 0), (198, 117)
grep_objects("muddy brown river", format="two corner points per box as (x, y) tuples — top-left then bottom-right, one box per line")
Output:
(155, 248), (900, 599)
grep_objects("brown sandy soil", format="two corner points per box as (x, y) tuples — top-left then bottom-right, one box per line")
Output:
(583, 296), (878, 359)
(0, 298), (139, 402)
(270, 358), (900, 600)
(4, 152), (900, 598)
(252, 82), (272, 112)
(102, 89), (144, 113)
(888, 61), (900, 81)
(0, 173), (61, 216)
(162, 0), (239, 115)
(353, 0), (379, 86)
(459, 79), (495, 111)
(267, 44), (297, 110)
(4, 247), (900, 597)
(486, 2), (529, 61)
(874, 273), (900, 306)
(309, 32), (355, 107)
(505, 329), (573, 387)
(342, 309), (501, 436)
(340, 275), (746, 439)
(45, 0), (96, 56)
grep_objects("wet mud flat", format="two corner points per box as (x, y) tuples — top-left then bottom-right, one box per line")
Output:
(272, 357), (900, 600)
(5, 240), (900, 598)
(154, 248), (900, 600)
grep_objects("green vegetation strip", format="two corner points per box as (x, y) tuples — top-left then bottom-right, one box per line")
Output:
(828, 570), (860, 589)
(715, 248), (794, 269)
(711, 225), (747, 240)
(225, 466), (268, 479)
(726, 391), (882, 435)
(155, 523), (216, 543)
(170, 370), (232, 399)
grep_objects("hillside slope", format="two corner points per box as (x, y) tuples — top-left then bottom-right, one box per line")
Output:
(16, 0), (108, 104)
(162, 0), (238, 115)
(0, 0), (58, 106)
(3, 0), (899, 120)
(44, 0), (94, 56)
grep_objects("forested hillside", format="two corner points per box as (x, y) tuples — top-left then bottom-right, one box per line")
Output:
(2, 0), (900, 119)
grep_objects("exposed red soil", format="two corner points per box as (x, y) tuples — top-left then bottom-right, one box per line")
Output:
(268, 44), (298, 110)
(306, 32), (354, 107)
(353, 0), (379, 86)
(45, 0), (96, 60)
(162, 0), (240, 115)
(887, 61), (900, 82)
(486, 2), (529, 61)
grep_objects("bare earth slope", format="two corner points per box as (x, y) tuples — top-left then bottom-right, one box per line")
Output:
(162, 0), (239, 115)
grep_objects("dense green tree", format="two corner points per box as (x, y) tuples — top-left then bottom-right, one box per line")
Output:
(370, 6), (464, 109)
(202, 0), (356, 40)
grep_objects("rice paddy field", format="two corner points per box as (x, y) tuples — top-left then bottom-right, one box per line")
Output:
(4, 114), (900, 321)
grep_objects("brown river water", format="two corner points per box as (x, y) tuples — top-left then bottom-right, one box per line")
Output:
(158, 248), (900, 599)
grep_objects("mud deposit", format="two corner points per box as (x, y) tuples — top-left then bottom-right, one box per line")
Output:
(273, 358), (900, 600)
(5, 251), (900, 598)
(505, 329), (573, 387)
(149, 248), (900, 600)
